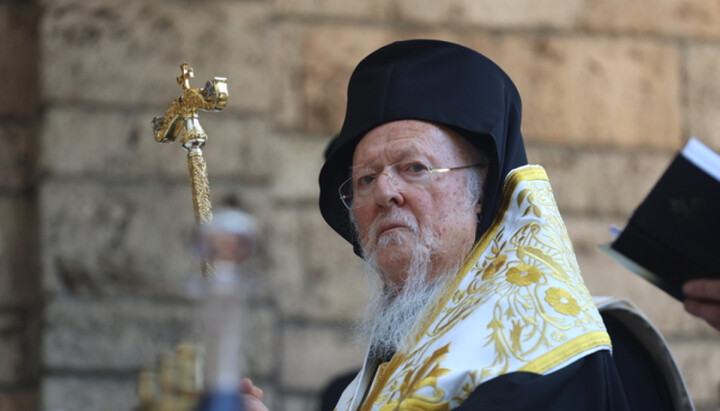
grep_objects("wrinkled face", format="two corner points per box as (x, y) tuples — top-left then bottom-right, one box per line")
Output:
(351, 120), (483, 288)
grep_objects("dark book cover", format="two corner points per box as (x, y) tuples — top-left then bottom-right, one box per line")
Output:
(601, 139), (720, 301)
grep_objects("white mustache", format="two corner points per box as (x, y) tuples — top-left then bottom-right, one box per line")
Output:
(366, 209), (419, 247)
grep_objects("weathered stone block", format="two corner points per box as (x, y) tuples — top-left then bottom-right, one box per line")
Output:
(0, 196), (39, 307)
(41, 106), (275, 181)
(41, 108), (187, 178)
(43, 297), (199, 370)
(303, 28), (683, 150)
(394, 0), (583, 29)
(41, 181), (197, 296)
(0, 4), (40, 119)
(272, 24), (306, 130)
(201, 115), (277, 181)
(274, 0), (584, 30)
(267, 207), (367, 321)
(41, 0), (271, 113)
(281, 323), (364, 391)
(667, 340), (720, 406)
(528, 144), (674, 216)
(270, 134), (328, 201)
(564, 216), (718, 338)
(583, 0), (720, 39)
(42, 374), (136, 411)
(0, 122), (37, 190)
(303, 26), (395, 133)
(273, 0), (389, 19)
(44, 296), (274, 377)
(688, 44), (720, 150)
(458, 34), (683, 149)
(40, 181), (272, 297)
(266, 209), (304, 307)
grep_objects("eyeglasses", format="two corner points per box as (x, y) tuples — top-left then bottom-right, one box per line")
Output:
(338, 160), (484, 210)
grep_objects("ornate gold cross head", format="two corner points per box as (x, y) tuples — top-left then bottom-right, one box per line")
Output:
(152, 63), (229, 145)
(151, 63), (230, 242)
(176, 63), (194, 90)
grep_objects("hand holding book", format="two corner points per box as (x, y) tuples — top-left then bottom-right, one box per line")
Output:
(601, 138), (720, 331)
(683, 279), (720, 331)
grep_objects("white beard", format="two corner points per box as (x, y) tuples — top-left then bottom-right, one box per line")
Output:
(356, 265), (453, 360)
(355, 216), (457, 359)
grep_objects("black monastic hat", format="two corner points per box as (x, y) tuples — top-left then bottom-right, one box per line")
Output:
(318, 39), (528, 256)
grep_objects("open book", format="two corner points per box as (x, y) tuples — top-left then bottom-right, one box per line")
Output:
(600, 138), (720, 301)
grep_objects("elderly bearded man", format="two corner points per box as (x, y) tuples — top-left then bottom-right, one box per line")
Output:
(243, 40), (693, 411)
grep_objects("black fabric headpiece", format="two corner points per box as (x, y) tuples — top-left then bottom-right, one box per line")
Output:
(318, 39), (528, 256)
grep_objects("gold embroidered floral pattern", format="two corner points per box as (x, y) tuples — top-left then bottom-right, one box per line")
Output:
(481, 254), (507, 280)
(545, 287), (580, 316)
(506, 264), (542, 285)
(376, 345), (452, 411)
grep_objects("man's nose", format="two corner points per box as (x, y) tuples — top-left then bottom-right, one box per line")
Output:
(373, 171), (405, 207)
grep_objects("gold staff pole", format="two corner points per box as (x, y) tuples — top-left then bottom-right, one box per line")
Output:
(152, 63), (228, 278)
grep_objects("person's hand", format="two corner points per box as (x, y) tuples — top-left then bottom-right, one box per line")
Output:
(241, 378), (269, 411)
(683, 279), (720, 331)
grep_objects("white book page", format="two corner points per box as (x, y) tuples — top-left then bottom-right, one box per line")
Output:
(681, 137), (720, 182)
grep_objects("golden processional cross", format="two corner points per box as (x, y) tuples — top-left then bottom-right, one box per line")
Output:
(152, 63), (228, 277)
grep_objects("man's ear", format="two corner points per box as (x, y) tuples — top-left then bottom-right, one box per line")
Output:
(475, 202), (483, 216)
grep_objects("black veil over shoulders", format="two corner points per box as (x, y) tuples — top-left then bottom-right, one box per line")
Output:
(318, 39), (528, 256)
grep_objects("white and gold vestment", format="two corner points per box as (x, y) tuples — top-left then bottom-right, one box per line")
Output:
(335, 165), (612, 411)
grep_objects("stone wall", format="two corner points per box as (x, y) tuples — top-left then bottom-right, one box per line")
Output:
(1, 0), (719, 409)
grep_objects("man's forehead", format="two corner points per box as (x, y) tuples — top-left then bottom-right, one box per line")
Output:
(352, 121), (464, 166)
(352, 136), (439, 168)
